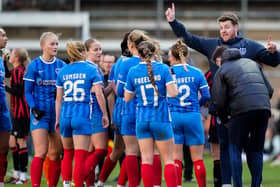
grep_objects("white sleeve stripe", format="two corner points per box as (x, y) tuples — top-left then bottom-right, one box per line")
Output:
(119, 80), (126, 84)
(200, 85), (209, 89)
(124, 88), (134, 93)
(56, 85), (63, 88)
(23, 78), (35, 82)
(92, 81), (103, 85)
(166, 80), (175, 86)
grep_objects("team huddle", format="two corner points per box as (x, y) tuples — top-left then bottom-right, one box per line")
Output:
(0, 3), (280, 187)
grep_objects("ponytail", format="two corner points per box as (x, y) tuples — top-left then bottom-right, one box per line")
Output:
(170, 39), (189, 72)
(137, 40), (160, 96)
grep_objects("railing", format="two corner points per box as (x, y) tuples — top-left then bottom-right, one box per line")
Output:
(0, 12), (90, 41)
(2, 10), (280, 52)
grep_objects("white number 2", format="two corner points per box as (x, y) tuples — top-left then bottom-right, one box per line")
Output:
(178, 85), (191, 106)
(140, 84), (158, 106)
(63, 80), (85, 102)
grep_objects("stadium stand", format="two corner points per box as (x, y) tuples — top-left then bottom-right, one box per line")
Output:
(1, 0), (280, 103)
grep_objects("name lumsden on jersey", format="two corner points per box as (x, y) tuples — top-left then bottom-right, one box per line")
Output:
(63, 73), (86, 81)
(134, 75), (161, 85)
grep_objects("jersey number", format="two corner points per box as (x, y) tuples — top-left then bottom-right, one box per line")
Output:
(178, 85), (191, 106)
(140, 84), (158, 106)
(64, 80), (85, 102)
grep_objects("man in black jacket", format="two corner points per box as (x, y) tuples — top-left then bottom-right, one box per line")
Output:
(212, 47), (271, 187)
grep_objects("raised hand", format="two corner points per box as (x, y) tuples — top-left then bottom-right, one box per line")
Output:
(165, 2), (175, 22)
(267, 35), (277, 54)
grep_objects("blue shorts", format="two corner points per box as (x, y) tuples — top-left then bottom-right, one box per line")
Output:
(30, 111), (56, 132)
(121, 114), (136, 136)
(60, 116), (93, 137)
(171, 111), (204, 146)
(113, 97), (123, 134)
(0, 105), (12, 131)
(136, 121), (174, 141)
(92, 115), (107, 134)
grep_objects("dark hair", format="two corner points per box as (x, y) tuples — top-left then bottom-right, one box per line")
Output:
(211, 45), (228, 63)
(136, 40), (160, 95)
(120, 31), (132, 57)
(217, 12), (239, 25)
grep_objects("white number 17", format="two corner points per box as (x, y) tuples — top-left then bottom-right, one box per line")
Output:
(140, 84), (158, 106)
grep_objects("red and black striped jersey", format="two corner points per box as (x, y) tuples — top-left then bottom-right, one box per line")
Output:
(204, 69), (212, 88)
(5, 65), (30, 119)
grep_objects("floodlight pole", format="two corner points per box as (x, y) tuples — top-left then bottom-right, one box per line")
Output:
(241, 0), (248, 36)
(156, 0), (164, 39)
(75, 0), (80, 12)
(0, 0), (2, 12)
(74, 0), (81, 39)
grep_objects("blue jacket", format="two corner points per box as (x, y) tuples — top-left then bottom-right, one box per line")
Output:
(169, 19), (280, 76)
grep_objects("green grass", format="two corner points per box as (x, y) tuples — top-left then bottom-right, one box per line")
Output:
(5, 152), (280, 187)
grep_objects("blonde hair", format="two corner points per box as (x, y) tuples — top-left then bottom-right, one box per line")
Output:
(14, 48), (30, 67)
(128, 30), (150, 47)
(39, 32), (58, 46)
(66, 40), (86, 62)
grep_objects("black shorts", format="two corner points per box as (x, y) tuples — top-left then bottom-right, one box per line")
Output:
(11, 117), (30, 138)
(208, 115), (219, 144)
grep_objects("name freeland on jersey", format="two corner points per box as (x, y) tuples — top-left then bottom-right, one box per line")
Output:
(134, 75), (161, 85)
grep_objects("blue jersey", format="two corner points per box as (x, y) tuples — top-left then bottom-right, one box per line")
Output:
(117, 56), (140, 116)
(0, 57), (12, 131)
(108, 63), (115, 83)
(56, 61), (102, 119)
(24, 56), (65, 112)
(112, 56), (129, 128)
(125, 61), (175, 122)
(86, 61), (104, 117)
(168, 64), (210, 113)
(114, 55), (129, 86)
(0, 57), (6, 106)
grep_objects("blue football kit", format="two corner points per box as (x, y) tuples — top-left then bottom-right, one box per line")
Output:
(56, 61), (102, 137)
(86, 60), (108, 134)
(111, 56), (128, 134)
(24, 56), (65, 132)
(117, 56), (140, 136)
(168, 64), (210, 145)
(125, 61), (175, 140)
(0, 57), (12, 131)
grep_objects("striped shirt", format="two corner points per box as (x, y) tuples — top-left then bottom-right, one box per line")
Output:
(5, 65), (29, 118)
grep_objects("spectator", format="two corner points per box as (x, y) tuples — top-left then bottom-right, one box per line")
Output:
(212, 47), (271, 187)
